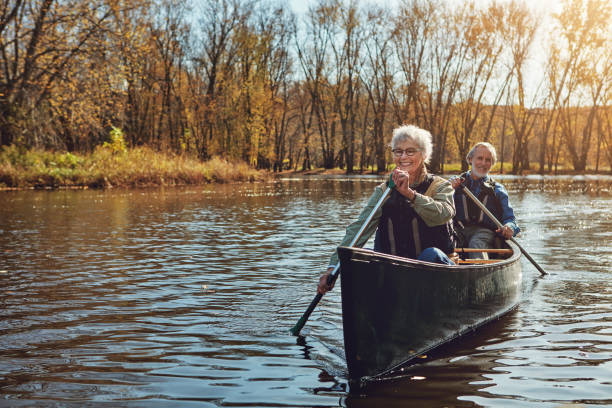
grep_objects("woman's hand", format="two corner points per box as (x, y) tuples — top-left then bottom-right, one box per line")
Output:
(317, 267), (336, 295)
(392, 168), (416, 200)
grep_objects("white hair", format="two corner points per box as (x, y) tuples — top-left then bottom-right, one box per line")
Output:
(390, 125), (433, 164)
(466, 142), (497, 166)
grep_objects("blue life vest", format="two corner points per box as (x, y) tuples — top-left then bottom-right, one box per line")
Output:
(373, 174), (455, 259)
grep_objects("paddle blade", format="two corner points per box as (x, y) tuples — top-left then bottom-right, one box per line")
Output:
(290, 293), (323, 336)
(290, 317), (306, 336)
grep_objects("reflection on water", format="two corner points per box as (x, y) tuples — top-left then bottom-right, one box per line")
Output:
(0, 175), (611, 407)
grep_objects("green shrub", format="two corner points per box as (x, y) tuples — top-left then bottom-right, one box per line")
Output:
(103, 126), (127, 154)
(57, 152), (80, 169)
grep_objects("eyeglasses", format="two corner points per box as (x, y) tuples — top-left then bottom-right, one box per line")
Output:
(392, 148), (420, 157)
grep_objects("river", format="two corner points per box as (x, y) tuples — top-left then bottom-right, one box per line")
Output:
(0, 175), (610, 407)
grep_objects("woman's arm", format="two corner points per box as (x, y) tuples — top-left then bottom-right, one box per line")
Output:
(326, 183), (385, 268)
(412, 177), (455, 227)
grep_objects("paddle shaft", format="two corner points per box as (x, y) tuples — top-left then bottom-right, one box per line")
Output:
(290, 183), (394, 336)
(459, 184), (548, 276)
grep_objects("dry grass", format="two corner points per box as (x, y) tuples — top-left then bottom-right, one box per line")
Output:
(0, 145), (266, 189)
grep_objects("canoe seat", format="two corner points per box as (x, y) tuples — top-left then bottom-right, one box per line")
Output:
(454, 248), (512, 254)
(454, 247), (513, 263)
(457, 259), (503, 264)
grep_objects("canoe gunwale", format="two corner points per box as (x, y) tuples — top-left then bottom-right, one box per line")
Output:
(343, 239), (521, 271)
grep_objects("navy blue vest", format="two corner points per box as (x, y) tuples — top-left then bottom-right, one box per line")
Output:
(373, 175), (455, 259)
(454, 172), (503, 230)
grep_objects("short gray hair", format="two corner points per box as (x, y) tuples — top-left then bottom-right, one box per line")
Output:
(466, 142), (497, 166)
(390, 125), (433, 164)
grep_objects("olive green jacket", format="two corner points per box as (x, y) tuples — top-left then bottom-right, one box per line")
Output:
(328, 175), (455, 267)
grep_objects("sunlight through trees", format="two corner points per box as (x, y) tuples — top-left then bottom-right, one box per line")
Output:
(0, 0), (610, 173)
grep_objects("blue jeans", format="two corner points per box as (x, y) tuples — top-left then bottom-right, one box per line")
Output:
(461, 225), (496, 259)
(417, 247), (455, 265)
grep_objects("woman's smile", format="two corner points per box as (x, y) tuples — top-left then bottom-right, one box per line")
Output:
(393, 141), (422, 177)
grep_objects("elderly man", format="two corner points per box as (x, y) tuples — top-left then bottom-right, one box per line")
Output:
(450, 142), (520, 259)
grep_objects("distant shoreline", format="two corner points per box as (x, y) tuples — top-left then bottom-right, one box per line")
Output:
(1, 146), (610, 191)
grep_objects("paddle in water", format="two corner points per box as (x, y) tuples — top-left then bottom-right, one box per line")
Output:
(457, 182), (548, 276)
(290, 176), (396, 336)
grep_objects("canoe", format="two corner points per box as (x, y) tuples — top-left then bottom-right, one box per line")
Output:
(337, 240), (522, 387)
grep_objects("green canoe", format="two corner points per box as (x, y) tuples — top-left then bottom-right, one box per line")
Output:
(338, 240), (522, 387)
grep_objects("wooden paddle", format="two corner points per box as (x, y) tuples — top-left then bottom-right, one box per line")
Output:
(458, 183), (548, 276)
(290, 177), (395, 336)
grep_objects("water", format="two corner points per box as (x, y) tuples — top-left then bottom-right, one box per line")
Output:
(0, 175), (610, 407)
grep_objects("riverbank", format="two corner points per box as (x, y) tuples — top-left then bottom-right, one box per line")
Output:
(0, 145), (266, 190)
(2, 145), (609, 190)
(281, 161), (611, 176)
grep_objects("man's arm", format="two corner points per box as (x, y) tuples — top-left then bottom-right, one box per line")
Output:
(495, 183), (520, 236)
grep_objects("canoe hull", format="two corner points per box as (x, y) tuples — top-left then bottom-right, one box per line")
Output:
(338, 241), (522, 384)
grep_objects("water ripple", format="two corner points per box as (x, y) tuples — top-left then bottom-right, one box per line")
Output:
(0, 179), (610, 407)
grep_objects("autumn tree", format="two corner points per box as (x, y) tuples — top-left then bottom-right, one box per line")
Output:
(391, 0), (436, 128)
(295, 0), (338, 169)
(600, 106), (612, 170)
(503, 0), (539, 174)
(595, 56), (612, 171)
(150, 0), (191, 151)
(112, 1), (156, 148)
(1, 0), (609, 174)
(361, 4), (394, 173)
(391, 0), (472, 172)
(418, 2), (468, 173)
(327, 0), (364, 173)
(0, 0), (140, 149)
(231, 3), (294, 168)
(452, 1), (513, 172)
(190, 0), (245, 159)
(548, 0), (611, 171)
(256, 6), (295, 171)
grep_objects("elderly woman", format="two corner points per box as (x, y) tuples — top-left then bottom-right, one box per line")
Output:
(318, 124), (457, 295)
(450, 142), (520, 259)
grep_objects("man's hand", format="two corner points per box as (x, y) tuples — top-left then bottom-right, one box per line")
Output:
(448, 252), (460, 264)
(496, 225), (513, 239)
(449, 176), (465, 190)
